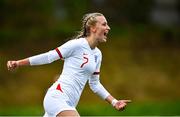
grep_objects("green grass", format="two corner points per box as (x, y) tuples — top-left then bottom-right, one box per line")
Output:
(0, 105), (43, 116)
(78, 101), (180, 116)
(0, 101), (180, 116)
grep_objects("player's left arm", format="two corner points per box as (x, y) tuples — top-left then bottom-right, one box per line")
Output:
(88, 74), (131, 111)
(88, 49), (131, 111)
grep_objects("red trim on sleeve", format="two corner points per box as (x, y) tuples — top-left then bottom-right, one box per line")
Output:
(56, 84), (63, 93)
(93, 72), (100, 75)
(55, 48), (63, 59)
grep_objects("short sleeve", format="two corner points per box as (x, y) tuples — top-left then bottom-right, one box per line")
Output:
(55, 39), (80, 59)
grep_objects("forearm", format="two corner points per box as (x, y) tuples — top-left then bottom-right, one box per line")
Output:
(89, 81), (110, 100)
(105, 95), (115, 104)
(17, 58), (30, 66)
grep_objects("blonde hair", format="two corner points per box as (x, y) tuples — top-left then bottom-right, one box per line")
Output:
(75, 12), (104, 39)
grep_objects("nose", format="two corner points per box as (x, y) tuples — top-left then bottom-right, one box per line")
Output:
(107, 25), (110, 30)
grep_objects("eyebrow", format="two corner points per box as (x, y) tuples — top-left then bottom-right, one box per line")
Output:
(102, 21), (107, 25)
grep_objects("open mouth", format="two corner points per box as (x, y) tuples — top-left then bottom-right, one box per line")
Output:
(104, 32), (108, 36)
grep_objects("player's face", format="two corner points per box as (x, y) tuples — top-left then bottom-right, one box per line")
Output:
(93, 16), (110, 43)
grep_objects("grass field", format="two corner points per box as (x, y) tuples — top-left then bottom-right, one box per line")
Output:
(0, 101), (180, 116)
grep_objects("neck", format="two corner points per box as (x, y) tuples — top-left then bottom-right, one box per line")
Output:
(86, 36), (98, 49)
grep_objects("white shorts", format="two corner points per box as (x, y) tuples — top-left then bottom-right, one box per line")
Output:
(43, 82), (76, 117)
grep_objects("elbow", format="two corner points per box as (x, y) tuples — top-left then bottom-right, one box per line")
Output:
(89, 83), (99, 93)
(47, 58), (53, 64)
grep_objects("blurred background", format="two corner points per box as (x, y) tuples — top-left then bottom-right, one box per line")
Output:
(0, 0), (180, 116)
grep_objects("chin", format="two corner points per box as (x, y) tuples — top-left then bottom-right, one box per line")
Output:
(103, 38), (107, 42)
(103, 39), (107, 42)
(98, 37), (107, 43)
(99, 39), (106, 43)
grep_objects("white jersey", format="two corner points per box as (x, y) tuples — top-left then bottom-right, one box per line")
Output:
(55, 38), (102, 106)
(29, 37), (110, 111)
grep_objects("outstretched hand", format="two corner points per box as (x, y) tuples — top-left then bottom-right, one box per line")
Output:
(7, 61), (19, 71)
(114, 100), (131, 111)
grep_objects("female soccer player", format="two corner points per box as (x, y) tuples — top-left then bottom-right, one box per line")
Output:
(7, 12), (131, 117)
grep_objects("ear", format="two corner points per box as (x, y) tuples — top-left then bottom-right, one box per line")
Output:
(90, 25), (96, 33)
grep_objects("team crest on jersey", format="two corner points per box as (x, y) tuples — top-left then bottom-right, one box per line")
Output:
(94, 55), (98, 63)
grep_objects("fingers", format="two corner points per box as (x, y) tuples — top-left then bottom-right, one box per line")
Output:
(116, 102), (126, 111)
(7, 61), (12, 71)
(122, 100), (132, 103)
(118, 102), (126, 108)
(115, 99), (131, 111)
(120, 103), (126, 111)
(7, 61), (12, 70)
(7, 61), (18, 71)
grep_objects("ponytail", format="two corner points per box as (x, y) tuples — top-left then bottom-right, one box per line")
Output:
(74, 13), (103, 39)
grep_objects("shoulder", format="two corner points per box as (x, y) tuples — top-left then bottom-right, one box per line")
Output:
(65, 38), (82, 45)
(62, 38), (84, 49)
(57, 38), (85, 58)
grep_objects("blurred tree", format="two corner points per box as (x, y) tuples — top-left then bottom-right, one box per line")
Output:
(150, 0), (180, 28)
(90, 0), (153, 24)
(0, 0), (54, 43)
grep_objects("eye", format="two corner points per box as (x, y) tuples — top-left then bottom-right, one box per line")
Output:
(102, 23), (107, 26)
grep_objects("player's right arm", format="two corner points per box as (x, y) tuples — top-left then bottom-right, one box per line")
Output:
(7, 49), (59, 71)
(7, 39), (80, 71)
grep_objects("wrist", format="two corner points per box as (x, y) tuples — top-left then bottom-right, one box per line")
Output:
(16, 61), (20, 67)
(111, 99), (118, 107)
